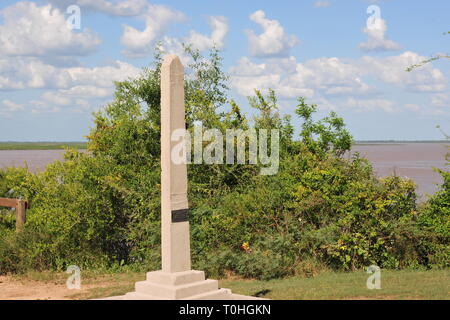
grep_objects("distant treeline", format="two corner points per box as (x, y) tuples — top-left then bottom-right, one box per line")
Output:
(355, 140), (447, 144)
(0, 140), (445, 150)
(0, 142), (87, 150)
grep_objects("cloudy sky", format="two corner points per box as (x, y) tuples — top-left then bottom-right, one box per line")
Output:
(0, 0), (448, 141)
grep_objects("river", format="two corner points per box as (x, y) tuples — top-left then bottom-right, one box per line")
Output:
(0, 143), (448, 199)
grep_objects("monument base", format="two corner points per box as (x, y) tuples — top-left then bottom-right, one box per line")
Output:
(100, 270), (264, 300)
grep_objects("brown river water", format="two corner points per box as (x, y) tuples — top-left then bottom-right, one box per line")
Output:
(351, 143), (448, 199)
(0, 143), (448, 200)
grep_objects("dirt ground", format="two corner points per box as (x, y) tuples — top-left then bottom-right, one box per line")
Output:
(0, 275), (103, 300)
(0, 272), (139, 300)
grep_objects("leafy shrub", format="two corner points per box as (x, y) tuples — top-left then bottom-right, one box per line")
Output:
(415, 155), (450, 268)
(0, 47), (447, 278)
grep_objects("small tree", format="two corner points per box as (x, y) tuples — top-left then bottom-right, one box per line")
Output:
(295, 97), (353, 158)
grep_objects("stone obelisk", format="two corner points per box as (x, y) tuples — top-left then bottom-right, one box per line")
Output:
(104, 55), (260, 300)
(161, 55), (191, 273)
(119, 55), (228, 300)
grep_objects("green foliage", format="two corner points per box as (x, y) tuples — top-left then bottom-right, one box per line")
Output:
(296, 97), (352, 157)
(415, 154), (450, 268)
(190, 147), (429, 278)
(0, 46), (448, 279)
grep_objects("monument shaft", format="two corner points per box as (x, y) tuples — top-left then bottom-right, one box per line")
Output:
(160, 55), (191, 273)
(105, 54), (261, 300)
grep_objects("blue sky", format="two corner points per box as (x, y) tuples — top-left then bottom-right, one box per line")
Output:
(0, 0), (448, 141)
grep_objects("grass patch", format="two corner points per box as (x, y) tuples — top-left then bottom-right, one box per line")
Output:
(68, 272), (145, 300)
(0, 142), (87, 150)
(4, 269), (449, 300)
(220, 269), (450, 300)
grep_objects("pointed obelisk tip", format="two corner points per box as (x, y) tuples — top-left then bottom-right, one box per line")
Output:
(162, 54), (183, 68)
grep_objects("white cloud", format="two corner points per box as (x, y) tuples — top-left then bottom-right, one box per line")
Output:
(0, 2), (101, 57)
(230, 56), (309, 97)
(229, 55), (371, 99)
(0, 58), (140, 91)
(346, 97), (396, 113)
(45, 0), (149, 16)
(404, 100), (449, 116)
(404, 103), (421, 112)
(185, 16), (228, 50)
(299, 57), (372, 96)
(155, 37), (190, 65)
(1, 100), (24, 112)
(314, 1), (331, 8)
(431, 93), (450, 108)
(121, 4), (186, 58)
(23, 91), (100, 114)
(154, 16), (229, 66)
(45, 2), (227, 59)
(37, 88), (108, 113)
(29, 99), (61, 114)
(0, 56), (140, 114)
(359, 51), (447, 92)
(42, 91), (71, 106)
(229, 51), (448, 114)
(229, 56), (400, 114)
(65, 61), (141, 88)
(359, 18), (401, 52)
(0, 98), (54, 115)
(0, 57), (73, 90)
(58, 86), (113, 99)
(245, 10), (299, 58)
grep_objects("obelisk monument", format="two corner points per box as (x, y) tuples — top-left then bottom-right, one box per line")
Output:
(104, 55), (260, 300)
(160, 55), (191, 273)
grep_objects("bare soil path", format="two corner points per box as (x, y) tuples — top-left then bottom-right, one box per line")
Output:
(0, 272), (144, 300)
(0, 275), (102, 300)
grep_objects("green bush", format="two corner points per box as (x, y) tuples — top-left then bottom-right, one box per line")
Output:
(415, 155), (450, 268)
(0, 46), (448, 279)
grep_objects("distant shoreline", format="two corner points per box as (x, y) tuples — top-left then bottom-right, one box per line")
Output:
(0, 140), (448, 150)
(355, 140), (447, 144)
(354, 141), (448, 146)
(0, 142), (87, 150)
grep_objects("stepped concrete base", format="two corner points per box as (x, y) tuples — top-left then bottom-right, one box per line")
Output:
(98, 270), (265, 300)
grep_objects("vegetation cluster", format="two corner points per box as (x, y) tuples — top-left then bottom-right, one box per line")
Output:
(0, 48), (448, 279)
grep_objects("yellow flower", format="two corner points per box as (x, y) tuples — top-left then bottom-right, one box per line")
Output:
(240, 242), (251, 253)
